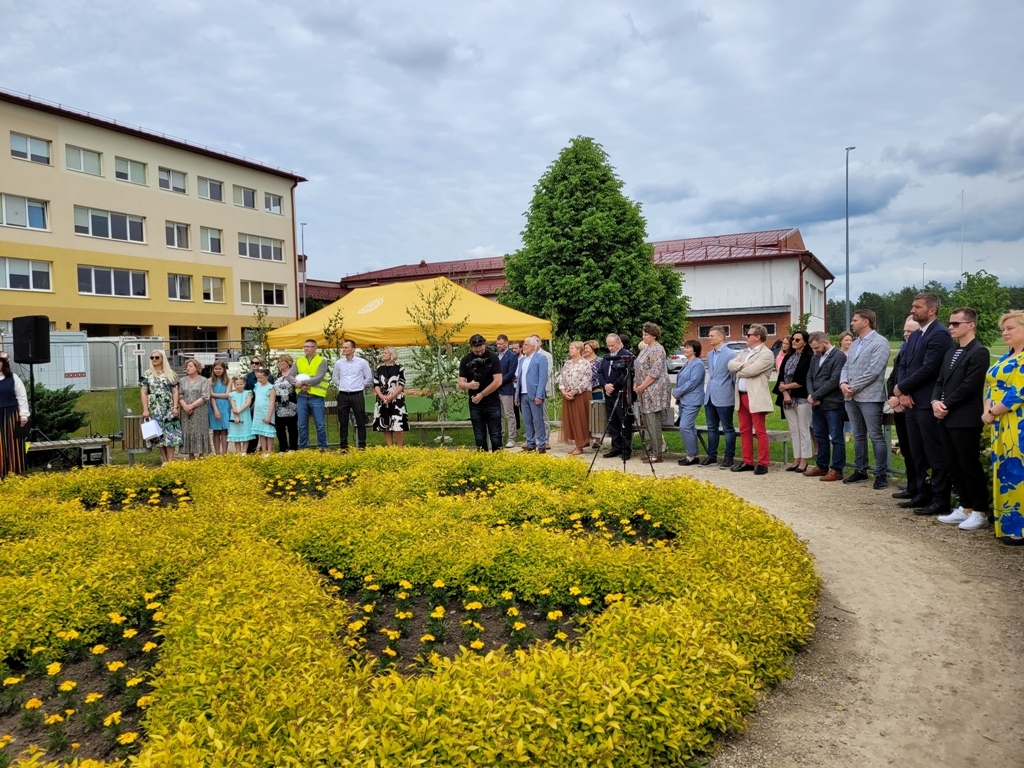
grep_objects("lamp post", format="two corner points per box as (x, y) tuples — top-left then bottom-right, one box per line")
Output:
(299, 222), (307, 317)
(845, 146), (856, 330)
(922, 262), (926, 289)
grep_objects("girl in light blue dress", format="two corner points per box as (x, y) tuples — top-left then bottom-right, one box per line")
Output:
(208, 361), (231, 455)
(227, 376), (253, 453)
(250, 368), (277, 455)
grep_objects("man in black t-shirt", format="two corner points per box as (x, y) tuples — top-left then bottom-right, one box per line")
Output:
(458, 333), (504, 451)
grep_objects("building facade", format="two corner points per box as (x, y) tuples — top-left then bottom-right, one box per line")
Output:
(0, 90), (305, 344)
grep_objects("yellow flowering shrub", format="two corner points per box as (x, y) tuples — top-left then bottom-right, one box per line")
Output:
(0, 449), (817, 766)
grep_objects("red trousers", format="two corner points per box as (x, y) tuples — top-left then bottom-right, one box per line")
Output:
(737, 392), (770, 467)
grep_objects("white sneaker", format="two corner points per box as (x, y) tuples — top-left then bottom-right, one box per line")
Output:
(505, 439), (516, 448)
(958, 511), (989, 531)
(937, 507), (968, 525)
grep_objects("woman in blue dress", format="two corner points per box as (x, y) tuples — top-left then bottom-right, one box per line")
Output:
(208, 361), (231, 455)
(250, 367), (277, 455)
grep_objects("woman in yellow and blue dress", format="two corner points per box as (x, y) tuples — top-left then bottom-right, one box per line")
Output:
(983, 309), (1024, 546)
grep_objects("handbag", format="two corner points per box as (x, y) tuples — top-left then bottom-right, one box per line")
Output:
(140, 418), (163, 441)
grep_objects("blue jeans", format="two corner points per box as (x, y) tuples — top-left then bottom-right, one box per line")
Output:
(845, 400), (889, 476)
(521, 397), (548, 449)
(703, 403), (736, 460)
(470, 400), (504, 451)
(297, 394), (327, 450)
(812, 407), (845, 472)
(678, 403), (702, 457)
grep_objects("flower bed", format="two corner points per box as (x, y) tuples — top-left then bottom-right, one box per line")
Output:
(0, 450), (818, 767)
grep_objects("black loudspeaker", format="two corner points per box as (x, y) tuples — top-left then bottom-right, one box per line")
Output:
(13, 315), (51, 364)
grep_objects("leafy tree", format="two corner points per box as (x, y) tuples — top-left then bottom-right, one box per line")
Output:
(1005, 285), (1024, 311)
(946, 269), (1010, 346)
(241, 305), (278, 371)
(501, 136), (689, 349)
(321, 308), (346, 368)
(405, 279), (469, 422)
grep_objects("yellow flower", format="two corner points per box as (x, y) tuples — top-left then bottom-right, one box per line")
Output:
(347, 620), (366, 633)
(395, 611), (413, 621)
(46, 662), (62, 676)
(470, 639), (485, 650)
(382, 647), (397, 657)
(546, 610), (563, 621)
(539, 588), (552, 596)
(365, 584), (380, 591)
(578, 597), (593, 607)
(70, 742), (80, 750)
(147, 601), (163, 610)
(472, 621), (484, 632)
(363, 574), (376, 583)
(56, 629), (80, 641)
(569, 586), (582, 596)
(500, 591), (514, 601)
(31, 646), (48, 655)
(396, 591), (409, 601)
(0, 734), (13, 748)
(398, 579), (412, 590)
(362, 604), (375, 614)
(420, 634), (436, 643)
(107, 661), (126, 673)
(554, 631), (568, 641)
(24, 698), (43, 710)
(506, 607), (519, 617)
(103, 711), (122, 727)
(142, 642), (157, 653)
(143, 590), (161, 601)
(151, 611), (165, 622)
(512, 621), (527, 632)
(108, 613), (127, 625)
(91, 644), (109, 655)
(126, 677), (144, 688)
(117, 731), (138, 745)
(45, 714), (64, 725)
(432, 579), (445, 589)
(604, 593), (624, 603)
(123, 629), (138, 639)
(464, 601), (483, 611)
(3, 676), (23, 687)
(59, 680), (77, 692)
(84, 692), (103, 704)
(136, 696), (153, 709)
(65, 709), (75, 716)
(429, 606), (445, 619)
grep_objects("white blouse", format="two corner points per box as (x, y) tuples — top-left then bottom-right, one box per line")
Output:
(0, 373), (30, 419)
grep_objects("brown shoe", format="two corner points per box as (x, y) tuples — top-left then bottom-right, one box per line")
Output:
(820, 470), (843, 482)
(803, 467), (826, 477)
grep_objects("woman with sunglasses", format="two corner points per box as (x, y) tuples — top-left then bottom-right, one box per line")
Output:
(0, 351), (30, 479)
(140, 349), (183, 464)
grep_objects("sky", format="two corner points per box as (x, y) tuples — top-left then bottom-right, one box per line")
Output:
(4, 0), (1023, 300)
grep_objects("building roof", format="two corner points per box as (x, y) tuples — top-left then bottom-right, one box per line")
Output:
(0, 88), (306, 183)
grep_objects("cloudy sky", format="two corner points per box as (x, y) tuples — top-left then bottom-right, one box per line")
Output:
(5, 0), (1023, 298)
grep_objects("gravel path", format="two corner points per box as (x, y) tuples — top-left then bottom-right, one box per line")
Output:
(554, 443), (1024, 767)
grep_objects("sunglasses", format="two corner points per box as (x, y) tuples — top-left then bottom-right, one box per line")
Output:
(947, 321), (972, 328)
(150, 355), (162, 360)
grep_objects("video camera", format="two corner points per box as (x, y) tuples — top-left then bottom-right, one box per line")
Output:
(609, 352), (634, 372)
(466, 354), (493, 383)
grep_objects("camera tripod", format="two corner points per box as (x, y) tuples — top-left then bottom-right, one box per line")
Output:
(586, 362), (656, 477)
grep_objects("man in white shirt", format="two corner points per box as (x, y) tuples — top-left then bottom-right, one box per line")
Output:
(333, 339), (373, 450)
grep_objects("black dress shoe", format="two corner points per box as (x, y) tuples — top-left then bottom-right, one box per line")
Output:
(677, 457), (700, 466)
(998, 536), (1024, 546)
(914, 501), (948, 516)
(699, 456), (718, 466)
(892, 490), (914, 500)
(754, 465), (768, 475)
(842, 471), (869, 484)
(603, 450), (622, 459)
(731, 462), (755, 472)
(873, 475), (889, 490)
(898, 496), (931, 509)
(719, 459), (735, 470)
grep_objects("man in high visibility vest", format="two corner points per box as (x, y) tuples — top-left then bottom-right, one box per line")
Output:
(291, 338), (330, 450)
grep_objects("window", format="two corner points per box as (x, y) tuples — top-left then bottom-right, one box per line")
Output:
(10, 132), (50, 164)
(200, 226), (222, 254)
(168, 274), (192, 301)
(77, 266), (147, 297)
(115, 157), (147, 185)
(264, 193), (282, 214)
(202, 276), (224, 303)
(74, 206), (145, 242)
(238, 233), (283, 261)
(240, 280), (286, 306)
(1, 194), (48, 229)
(66, 145), (102, 175)
(805, 283), (823, 317)
(233, 185), (256, 209)
(0, 257), (51, 291)
(198, 177), (223, 201)
(165, 221), (190, 249)
(158, 167), (186, 194)
(742, 323), (777, 337)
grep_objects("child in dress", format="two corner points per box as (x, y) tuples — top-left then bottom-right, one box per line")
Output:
(227, 376), (253, 453)
(250, 367), (277, 455)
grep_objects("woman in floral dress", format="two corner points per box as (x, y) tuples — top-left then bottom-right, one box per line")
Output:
(372, 347), (409, 447)
(178, 359), (212, 459)
(983, 309), (1024, 545)
(140, 349), (183, 464)
(632, 322), (672, 464)
(559, 342), (593, 455)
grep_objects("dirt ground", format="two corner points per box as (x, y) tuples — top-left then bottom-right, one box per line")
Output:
(555, 443), (1024, 768)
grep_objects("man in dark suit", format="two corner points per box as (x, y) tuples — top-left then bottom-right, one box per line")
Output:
(496, 334), (518, 447)
(888, 317), (922, 500)
(804, 331), (848, 481)
(931, 307), (990, 530)
(598, 333), (635, 460)
(894, 293), (955, 516)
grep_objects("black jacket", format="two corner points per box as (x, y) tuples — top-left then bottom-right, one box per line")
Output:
(896, 321), (954, 410)
(807, 347), (847, 410)
(930, 339), (989, 429)
(772, 350), (812, 409)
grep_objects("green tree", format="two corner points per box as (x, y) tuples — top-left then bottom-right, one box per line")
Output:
(405, 278), (469, 422)
(28, 383), (87, 440)
(500, 136), (689, 349)
(946, 269), (1010, 346)
(241, 305), (278, 370)
(1005, 285), (1024, 311)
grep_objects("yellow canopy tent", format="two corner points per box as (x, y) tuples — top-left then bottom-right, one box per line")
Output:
(266, 277), (551, 349)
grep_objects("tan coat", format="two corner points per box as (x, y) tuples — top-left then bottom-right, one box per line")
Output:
(728, 345), (775, 413)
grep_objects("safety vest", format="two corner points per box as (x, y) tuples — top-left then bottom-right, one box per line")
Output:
(296, 354), (327, 398)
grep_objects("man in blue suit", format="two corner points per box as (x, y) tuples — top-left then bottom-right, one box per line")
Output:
(496, 334), (518, 448)
(515, 335), (549, 453)
(701, 326), (737, 469)
(894, 293), (955, 516)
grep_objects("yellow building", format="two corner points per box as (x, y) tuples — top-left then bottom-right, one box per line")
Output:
(0, 89), (305, 344)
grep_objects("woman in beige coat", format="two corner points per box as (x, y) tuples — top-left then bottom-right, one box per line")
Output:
(727, 323), (776, 474)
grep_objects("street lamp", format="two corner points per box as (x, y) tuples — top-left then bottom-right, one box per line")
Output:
(299, 222), (307, 317)
(845, 146), (856, 330)
(922, 262), (926, 288)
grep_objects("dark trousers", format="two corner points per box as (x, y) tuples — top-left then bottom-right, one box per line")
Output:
(939, 425), (989, 511)
(812, 407), (845, 472)
(605, 389), (634, 457)
(893, 411), (922, 495)
(703, 402), (736, 460)
(470, 401), (503, 451)
(275, 415), (298, 452)
(905, 407), (948, 503)
(337, 391), (367, 449)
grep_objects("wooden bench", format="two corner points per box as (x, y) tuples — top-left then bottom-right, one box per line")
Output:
(27, 437), (112, 468)
(695, 425), (793, 464)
